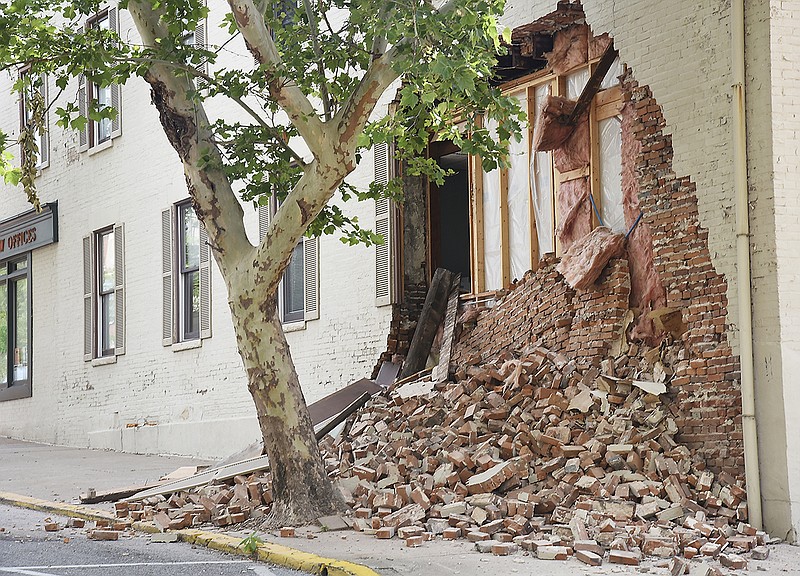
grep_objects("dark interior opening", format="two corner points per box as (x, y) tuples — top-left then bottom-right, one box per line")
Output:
(429, 141), (471, 292)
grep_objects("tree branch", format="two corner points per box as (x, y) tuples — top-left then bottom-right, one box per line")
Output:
(301, 0), (332, 121)
(127, 0), (254, 274)
(227, 0), (329, 157)
(333, 45), (401, 150)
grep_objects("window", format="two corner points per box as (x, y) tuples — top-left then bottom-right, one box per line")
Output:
(83, 225), (125, 361)
(258, 199), (319, 324)
(468, 55), (624, 293)
(78, 7), (121, 151)
(19, 69), (49, 170)
(162, 202), (211, 346)
(182, 2), (207, 75)
(97, 229), (116, 356)
(0, 257), (32, 401)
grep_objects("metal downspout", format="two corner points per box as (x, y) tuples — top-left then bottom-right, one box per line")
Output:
(732, 0), (763, 529)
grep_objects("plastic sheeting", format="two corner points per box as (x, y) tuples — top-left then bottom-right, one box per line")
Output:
(483, 119), (503, 291)
(598, 116), (625, 233)
(531, 84), (554, 256)
(566, 67), (590, 100)
(507, 92), (532, 281)
(600, 56), (622, 90)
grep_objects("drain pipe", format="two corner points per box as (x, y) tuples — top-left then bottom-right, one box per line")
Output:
(732, 0), (763, 529)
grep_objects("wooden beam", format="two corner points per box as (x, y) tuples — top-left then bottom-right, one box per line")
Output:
(399, 268), (458, 379)
(500, 167), (510, 287)
(566, 45), (618, 125)
(527, 85), (539, 272)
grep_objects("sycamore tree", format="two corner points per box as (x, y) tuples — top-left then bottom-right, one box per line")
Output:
(0, 0), (523, 523)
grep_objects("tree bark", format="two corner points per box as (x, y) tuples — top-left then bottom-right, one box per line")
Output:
(127, 0), (346, 525)
(230, 290), (346, 524)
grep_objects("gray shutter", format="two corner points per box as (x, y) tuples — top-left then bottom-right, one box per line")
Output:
(161, 208), (174, 346)
(38, 76), (49, 168)
(194, 11), (207, 75)
(303, 236), (319, 321)
(199, 221), (212, 339)
(77, 75), (88, 151)
(113, 224), (125, 355)
(83, 235), (94, 360)
(108, 6), (121, 139)
(374, 142), (393, 306)
(258, 202), (271, 243)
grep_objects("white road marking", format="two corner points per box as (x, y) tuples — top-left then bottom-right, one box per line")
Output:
(0, 560), (250, 570)
(0, 569), (61, 576)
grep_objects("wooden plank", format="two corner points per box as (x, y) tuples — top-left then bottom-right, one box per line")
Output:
(432, 274), (460, 383)
(500, 167), (510, 287)
(399, 268), (457, 379)
(557, 165), (591, 183)
(589, 64), (602, 230)
(552, 79), (562, 256)
(527, 85), (539, 272)
(565, 45), (618, 124)
(472, 146), (485, 293)
(307, 378), (382, 425)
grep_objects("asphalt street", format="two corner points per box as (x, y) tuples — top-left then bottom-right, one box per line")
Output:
(0, 505), (304, 576)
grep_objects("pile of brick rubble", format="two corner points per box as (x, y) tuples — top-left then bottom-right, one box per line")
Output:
(115, 340), (774, 573)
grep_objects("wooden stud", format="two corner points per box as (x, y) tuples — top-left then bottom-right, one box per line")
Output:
(526, 85), (539, 272)
(499, 166), (510, 287)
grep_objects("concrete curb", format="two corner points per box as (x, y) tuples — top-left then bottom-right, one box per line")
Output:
(0, 492), (379, 576)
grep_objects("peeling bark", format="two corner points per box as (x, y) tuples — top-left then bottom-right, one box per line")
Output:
(232, 291), (347, 524)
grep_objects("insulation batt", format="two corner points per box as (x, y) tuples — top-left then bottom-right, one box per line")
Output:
(556, 226), (626, 290)
(556, 177), (592, 251)
(533, 96), (577, 152)
(546, 24), (589, 75)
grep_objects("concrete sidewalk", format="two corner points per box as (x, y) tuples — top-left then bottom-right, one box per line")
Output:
(2, 436), (799, 576)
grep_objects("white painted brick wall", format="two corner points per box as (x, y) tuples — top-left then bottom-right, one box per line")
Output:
(0, 4), (391, 459)
(765, 0), (800, 539)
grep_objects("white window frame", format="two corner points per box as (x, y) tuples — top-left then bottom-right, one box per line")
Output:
(162, 201), (212, 348)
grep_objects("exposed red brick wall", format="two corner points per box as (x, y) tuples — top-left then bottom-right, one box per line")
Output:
(622, 76), (743, 475)
(452, 256), (630, 367)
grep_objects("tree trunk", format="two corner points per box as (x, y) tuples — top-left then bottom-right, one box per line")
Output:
(229, 288), (346, 525)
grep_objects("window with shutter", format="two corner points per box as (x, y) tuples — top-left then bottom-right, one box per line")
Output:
(164, 201), (211, 347)
(259, 196), (319, 325)
(199, 221), (212, 339)
(83, 235), (94, 360)
(82, 6), (121, 150)
(303, 236), (318, 321)
(83, 224), (124, 362)
(161, 208), (174, 346)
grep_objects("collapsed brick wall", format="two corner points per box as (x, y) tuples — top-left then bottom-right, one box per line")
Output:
(449, 53), (743, 478)
(453, 256), (630, 366)
(621, 76), (743, 475)
(371, 282), (428, 379)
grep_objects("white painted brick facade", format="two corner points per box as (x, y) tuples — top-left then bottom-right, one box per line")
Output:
(0, 5), (391, 459)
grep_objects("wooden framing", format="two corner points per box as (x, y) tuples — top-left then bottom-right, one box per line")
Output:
(526, 85), (539, 272)
(463, 58), (623, 295)
(499, 166), (510, 286)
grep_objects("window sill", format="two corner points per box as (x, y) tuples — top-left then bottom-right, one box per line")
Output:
(172, 339), (202, 352)
(91, 355), (117, 367)
(87, 138), (114, 156)
(282, 320), (306, 333)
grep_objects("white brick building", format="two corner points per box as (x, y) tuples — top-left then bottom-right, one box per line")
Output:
(0, 0), (799, 540)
